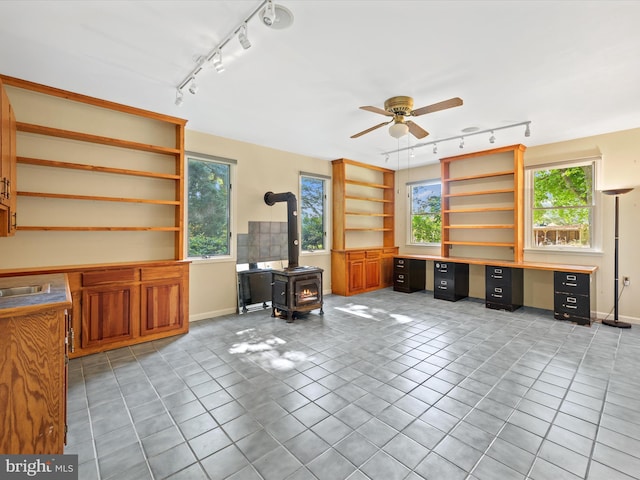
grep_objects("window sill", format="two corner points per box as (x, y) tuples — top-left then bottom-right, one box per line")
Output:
(524, 247), (603, 257)
(188, 255), (235, 265)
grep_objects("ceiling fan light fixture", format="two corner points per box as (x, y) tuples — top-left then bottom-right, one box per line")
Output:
(389, 122), (409, 139)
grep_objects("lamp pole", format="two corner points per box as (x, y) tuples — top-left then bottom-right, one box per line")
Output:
(601, 188), (633, 328)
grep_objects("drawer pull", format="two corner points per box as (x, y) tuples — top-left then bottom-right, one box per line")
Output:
(565, 304), (577, 309)
(397, 280), (404, 283)
(566, 282), (577, 287)
(493, 294), (503, 299)
(492, 275), (503, 279)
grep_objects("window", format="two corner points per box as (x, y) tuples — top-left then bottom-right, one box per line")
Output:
(408, 180), (441, 244)
(527, 159), (596, 249)
(187, 153), (233, 258)
(300, 173), (327, 252)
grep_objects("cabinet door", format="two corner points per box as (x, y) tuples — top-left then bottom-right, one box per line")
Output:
(348, 259), (365, 293)
(82, 285), (136, 348)
(365, 258), (381, 289)
(140, 278), (184, 336)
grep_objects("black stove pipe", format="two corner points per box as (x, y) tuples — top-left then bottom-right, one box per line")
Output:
(264, 191), (299, 269)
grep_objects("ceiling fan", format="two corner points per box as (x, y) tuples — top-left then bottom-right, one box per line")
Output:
(351, 96), (463, 140)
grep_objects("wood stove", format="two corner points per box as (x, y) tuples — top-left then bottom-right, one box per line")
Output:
(264, 191), (324, 322)
(272, 266), (323, 322)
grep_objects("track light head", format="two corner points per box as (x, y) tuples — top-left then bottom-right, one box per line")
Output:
(459, 137), (464, 149)
(211, 50), (225, 73)
(175, 90), (184, 106)
(260, 1), (294, 29)
(489, 131), (496, 144)
(188, 78), (198, 95)
(238, 23), (251, 50)
(524, 123), (531, 137)
(432, 144), (438, 154)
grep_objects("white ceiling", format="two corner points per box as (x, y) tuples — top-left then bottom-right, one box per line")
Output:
(1, 1), (639, 169)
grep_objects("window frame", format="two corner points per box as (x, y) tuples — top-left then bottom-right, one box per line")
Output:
(185, 151), (236, 262)
(524, 156), (602, 254)
(406, 178), (442, 246)
(299, 172), (330, 255)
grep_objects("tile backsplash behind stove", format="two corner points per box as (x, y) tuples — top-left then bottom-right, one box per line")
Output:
(237, 221), (288, 265)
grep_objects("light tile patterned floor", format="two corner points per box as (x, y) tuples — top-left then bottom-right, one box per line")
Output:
(66, 289), (640, 479)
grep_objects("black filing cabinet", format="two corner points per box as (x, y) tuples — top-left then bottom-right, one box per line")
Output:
(554, 271), (591, 325)
(434, 261), (469, 301)
(485, 266), (523, 311)
(394, 258), (426, 293)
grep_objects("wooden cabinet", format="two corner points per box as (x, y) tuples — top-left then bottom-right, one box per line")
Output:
(140, 265), (186, 336)
(67, 261), (189, 357)
(331, 158), (397, 296)
(441, 144), (525, 262)
(0, 274), (71, 454)
(0, 78), (17, 236)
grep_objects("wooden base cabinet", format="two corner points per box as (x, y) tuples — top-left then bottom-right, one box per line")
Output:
(332, 247), (398, 296)
(68, 261), (189, 357)
(0, 274), (71, 454)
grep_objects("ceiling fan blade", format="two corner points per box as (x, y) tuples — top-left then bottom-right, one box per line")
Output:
(411, 97), (463, 117)
(406, 121), (429, 139)
(360, 105), (394, 117)
(350, 121), (392, 138)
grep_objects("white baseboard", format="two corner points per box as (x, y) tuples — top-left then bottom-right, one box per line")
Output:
(189, 307), (237, 322)
(593, 311), (640, 325)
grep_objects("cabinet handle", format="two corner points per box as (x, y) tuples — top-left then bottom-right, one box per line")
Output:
(11, 212), (17, 229)
(493, 294), (503, 298)
(69, 326), (75, 353)
(565, 282), (577, 287)
(492, 275), (503, 280)
(565, 304), (578, 309)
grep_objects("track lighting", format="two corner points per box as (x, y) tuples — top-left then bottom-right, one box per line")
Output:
(238, 23), (251, 49)
(188, 78), (198, 95)
(175, 90), (184, 106)
(381, 121), (532, 159)
(384, 154), (390, 163)
(174, 0), (293, 104)
(409, 148), (415, 159)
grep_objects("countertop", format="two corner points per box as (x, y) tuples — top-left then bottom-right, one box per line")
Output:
(0, 273), (72, 318)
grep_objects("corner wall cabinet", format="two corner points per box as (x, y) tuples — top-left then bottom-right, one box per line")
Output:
(0, 78), (17, 236)
(331, 158), (398, 296)
(441, 144), (525, 262)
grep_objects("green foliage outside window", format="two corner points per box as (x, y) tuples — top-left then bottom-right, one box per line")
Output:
(188, 158), (230, 257)
(301, 176), (325, 251)
(532, 164), (593, 247)
(411, 183), (441, 243)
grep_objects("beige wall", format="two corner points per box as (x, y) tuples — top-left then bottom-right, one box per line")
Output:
(395, 128), (640, 323)
(185, 130), (331, 321)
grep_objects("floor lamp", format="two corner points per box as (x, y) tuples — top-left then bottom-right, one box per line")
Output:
(601, 187), (634, 328)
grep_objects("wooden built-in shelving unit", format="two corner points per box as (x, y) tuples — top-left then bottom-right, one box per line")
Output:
(440, 144), (525, 261)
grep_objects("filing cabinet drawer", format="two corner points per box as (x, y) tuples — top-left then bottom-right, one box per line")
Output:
(554, 271), (590, 295)
(554, 293), (590, 320)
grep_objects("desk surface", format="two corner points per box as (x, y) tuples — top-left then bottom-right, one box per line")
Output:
(395, 254), (597, 275)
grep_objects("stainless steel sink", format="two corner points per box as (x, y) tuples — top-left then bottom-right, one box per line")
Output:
(0, 283), (50, 298)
